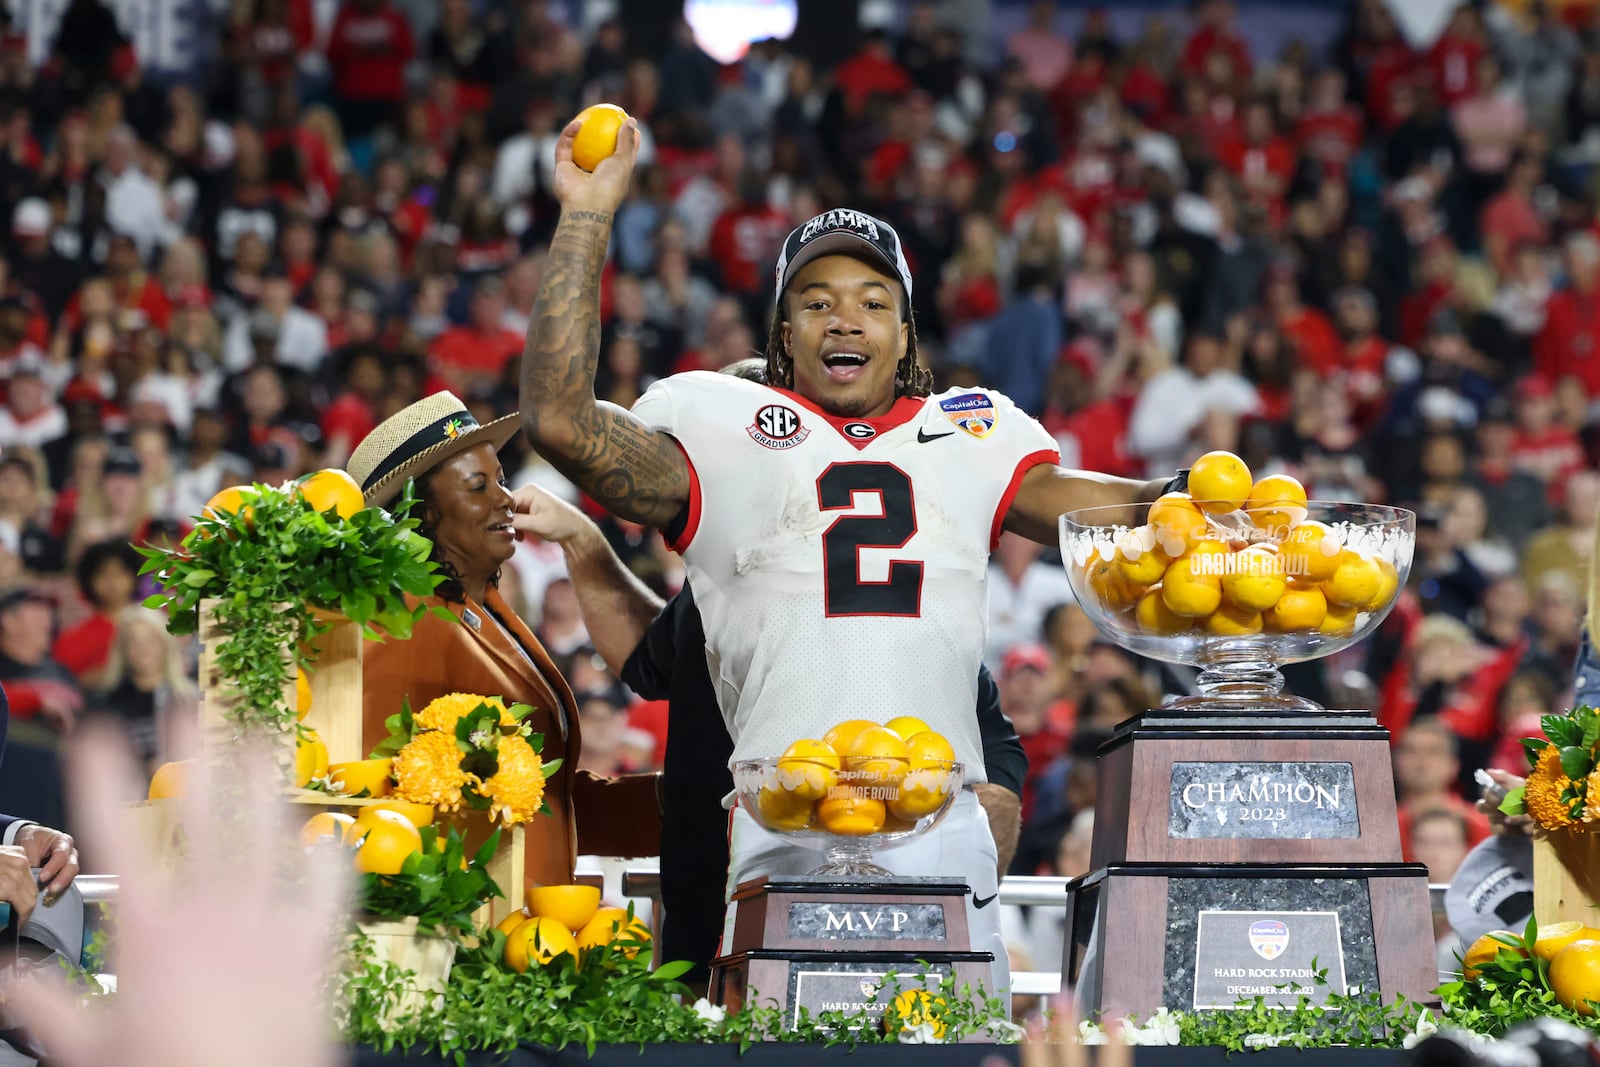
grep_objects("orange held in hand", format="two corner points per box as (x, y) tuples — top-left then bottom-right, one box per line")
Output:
(570, 104), (631, 172)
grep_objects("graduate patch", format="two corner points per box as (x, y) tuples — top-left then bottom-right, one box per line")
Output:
(939, 393), (996, 438)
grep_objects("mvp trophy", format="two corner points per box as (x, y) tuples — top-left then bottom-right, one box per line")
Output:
(1058, 500), (1438, 1019)
(709, 759), (995, 1034)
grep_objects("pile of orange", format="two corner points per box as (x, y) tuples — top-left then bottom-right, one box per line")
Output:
(758, 717), (958, 838)
(298, 800), (436, 876)
(497, 885), (651, 973)
(1459, 922), (1600, 1016)
(1078, 451), (1400, 638)
(197, 468), (365, 538)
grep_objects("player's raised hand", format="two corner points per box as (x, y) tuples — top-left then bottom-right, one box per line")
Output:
(552, 115), (640, 217)
(509, 483), (597, 546)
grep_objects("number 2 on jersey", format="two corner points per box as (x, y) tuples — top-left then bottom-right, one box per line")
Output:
(816, 462), (923, 617)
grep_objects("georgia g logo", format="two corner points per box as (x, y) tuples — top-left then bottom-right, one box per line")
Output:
(748, 404), (811, 450)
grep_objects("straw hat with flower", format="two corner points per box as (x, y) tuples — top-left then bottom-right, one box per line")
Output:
(347, 392), (519, 507)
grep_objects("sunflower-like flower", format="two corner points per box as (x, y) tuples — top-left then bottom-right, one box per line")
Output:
(1525, 744), (1576, 831)
(480, 733), (546, 825)
(1585, 767), (1600, 825)
(414, 692), (506, 733)
(394, 729), (470, 811)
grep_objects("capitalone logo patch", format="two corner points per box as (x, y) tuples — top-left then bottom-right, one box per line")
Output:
(1249, 919), (1289, 960)
(748, 404), (810, 450)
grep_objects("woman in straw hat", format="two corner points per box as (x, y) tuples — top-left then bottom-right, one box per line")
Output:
(347, 392), (661, 885)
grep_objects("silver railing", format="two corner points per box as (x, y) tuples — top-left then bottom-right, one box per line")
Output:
(70, 871), (1452, 999)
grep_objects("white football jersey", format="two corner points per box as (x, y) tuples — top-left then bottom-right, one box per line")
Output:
(631, 372), (1059, 782)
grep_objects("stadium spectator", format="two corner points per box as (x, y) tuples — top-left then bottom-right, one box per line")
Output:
(0, 588), (79, 733)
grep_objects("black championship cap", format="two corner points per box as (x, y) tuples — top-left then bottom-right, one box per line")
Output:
(774, 208), (914, 308)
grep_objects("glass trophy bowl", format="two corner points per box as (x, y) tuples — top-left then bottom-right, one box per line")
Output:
(731, 757), (965, 877)
(1060, 500), (1415, 713)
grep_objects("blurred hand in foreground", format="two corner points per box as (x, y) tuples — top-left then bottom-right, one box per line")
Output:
(4, 726), (352, 1067)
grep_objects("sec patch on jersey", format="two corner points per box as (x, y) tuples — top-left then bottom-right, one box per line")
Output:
(748, 403), (811, 449)
(939, 392), (997, 438)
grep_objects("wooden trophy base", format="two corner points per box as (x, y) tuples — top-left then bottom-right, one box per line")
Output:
(1091, 708), (1403, 867)
(709, 875), (993, 1035)
(1063, 863), (1439, 1019)
(712, 949), (995, 1036)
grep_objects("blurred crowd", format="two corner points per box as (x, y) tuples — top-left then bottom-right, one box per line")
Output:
(0, 0), (1597, 982)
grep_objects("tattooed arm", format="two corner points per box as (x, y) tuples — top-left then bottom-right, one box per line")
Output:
(519, 118), (690, 528)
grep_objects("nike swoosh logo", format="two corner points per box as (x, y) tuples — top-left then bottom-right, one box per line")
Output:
(917, 429), (953, 443)
(972, 893), (997, 909)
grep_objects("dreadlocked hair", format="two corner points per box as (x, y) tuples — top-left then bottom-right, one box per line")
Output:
(762, 304), (934, 398)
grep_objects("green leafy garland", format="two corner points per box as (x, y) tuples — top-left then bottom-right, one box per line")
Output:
(335, 938), (1016, 1060)
(137, 479), (442, 746)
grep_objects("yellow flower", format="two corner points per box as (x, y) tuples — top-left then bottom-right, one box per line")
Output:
(1585, 768), (1600, 824)
(394, 730), (469, 811)
(414, 692), (506, 733)
(480, 734), (547, 825)
(1526, 745), (1575, 831)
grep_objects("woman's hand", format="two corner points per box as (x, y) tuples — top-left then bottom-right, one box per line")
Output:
(551, 116), (641, 217)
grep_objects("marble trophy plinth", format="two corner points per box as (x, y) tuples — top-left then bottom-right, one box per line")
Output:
(1065, 709), (1438, 1020)
(709, 875), (993, 1035)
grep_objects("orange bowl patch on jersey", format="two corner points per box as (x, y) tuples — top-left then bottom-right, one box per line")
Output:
(939, 393), (996, 437)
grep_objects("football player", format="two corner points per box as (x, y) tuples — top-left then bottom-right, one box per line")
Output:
(520, 119), (1170, 996)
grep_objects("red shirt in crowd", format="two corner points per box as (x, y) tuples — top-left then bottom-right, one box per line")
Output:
(1534, 286), (1600, 397)
(63, 273), (171, 334)
(1277, 306), (1343, 376)
(1428, 32), (1484, 106)
(52, 612), (116, 680)
(832, 47), (910, 115)
(327, 1), (415, 103)
(320, 391), (379, 457)
(1180, 25), (1251, 82)
(1295, 104), (1364, 174)
(1044, 400), (1132, 478)
(1219, 135), (1297, 222)
(1363, 42), (1419, 131)
(1512, 427), (1586, 497)
(429, 324), (521, 384)
(707, 204), (790, 295)
(1119, 62), (1168, 123)
(1480, 192), (1547, 276)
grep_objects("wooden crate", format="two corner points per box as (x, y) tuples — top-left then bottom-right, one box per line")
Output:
(184, 599), (527, 928)
(196, 600), (364, 764)
(1533, 828), (1600, 927)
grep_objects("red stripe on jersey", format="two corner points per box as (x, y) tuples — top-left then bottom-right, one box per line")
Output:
(770, 387), (926, 444)
(667, 435), (703, 554)
(991, 449), (1060, 551)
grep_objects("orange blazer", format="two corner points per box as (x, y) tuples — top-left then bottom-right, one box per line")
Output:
(362, 588), (661, 888)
